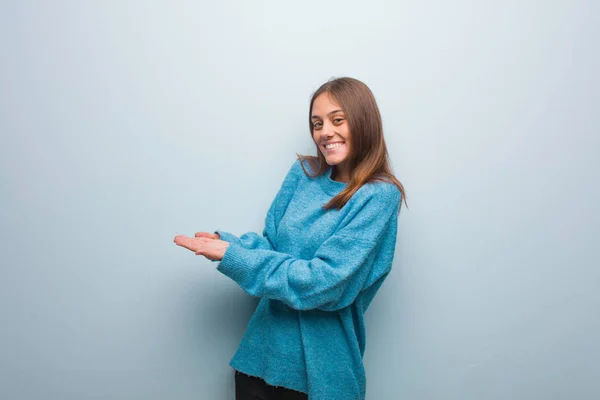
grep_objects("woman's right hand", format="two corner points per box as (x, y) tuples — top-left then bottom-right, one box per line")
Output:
(195, 231), (220, 240)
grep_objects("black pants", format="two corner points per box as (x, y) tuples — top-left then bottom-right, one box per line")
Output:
(235, 370), (308, 400)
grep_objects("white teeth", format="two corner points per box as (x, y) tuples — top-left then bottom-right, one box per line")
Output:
(325, 142), (344, 149)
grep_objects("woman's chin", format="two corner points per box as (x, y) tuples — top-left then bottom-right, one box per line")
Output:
(323, 155), (348, 166)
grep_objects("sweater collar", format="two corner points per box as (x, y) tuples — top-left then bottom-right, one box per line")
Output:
(318, 166), (348, 196)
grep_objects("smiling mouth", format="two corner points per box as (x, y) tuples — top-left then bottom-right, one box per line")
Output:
(323, 142), (345, 150)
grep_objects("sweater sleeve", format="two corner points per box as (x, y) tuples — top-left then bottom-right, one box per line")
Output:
(212, 159), (302, 253)
(216, 184), (401, 311)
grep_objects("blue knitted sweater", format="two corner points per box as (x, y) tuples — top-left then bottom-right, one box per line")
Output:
(214, 158), (401, 400)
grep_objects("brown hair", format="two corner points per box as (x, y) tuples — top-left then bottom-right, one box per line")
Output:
(297, 77), (407, 212)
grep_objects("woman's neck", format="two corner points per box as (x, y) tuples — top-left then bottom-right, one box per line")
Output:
(331, 165), (350, 183)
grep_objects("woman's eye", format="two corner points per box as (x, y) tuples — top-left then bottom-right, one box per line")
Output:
(333, 118), (344, 124)
(313, 122), (322, 129)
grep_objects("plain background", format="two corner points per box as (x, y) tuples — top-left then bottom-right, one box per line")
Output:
(1, 1), (598, 399)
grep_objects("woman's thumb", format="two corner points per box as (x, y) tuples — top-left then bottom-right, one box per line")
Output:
(195, 232), (219, 239)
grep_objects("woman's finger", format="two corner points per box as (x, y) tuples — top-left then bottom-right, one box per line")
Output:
(174, 235), (199, 252)
(195, 232), (219, 239)
(173, 235), (188, 246)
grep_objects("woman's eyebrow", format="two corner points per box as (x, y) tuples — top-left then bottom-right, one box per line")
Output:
(311, 109), (344, 119)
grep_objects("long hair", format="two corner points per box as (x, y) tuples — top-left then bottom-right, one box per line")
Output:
(297, 77), (407, 211)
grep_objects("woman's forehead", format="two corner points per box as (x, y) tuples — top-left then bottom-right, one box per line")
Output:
(312, 93), (343, 116)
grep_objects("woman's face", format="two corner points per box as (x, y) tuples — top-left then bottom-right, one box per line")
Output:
(311, 93), (351, 171)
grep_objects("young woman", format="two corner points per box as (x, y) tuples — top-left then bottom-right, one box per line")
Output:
(174, 77), (406, 400)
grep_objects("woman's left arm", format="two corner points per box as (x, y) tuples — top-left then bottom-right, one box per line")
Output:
(216, 185), (401, 312)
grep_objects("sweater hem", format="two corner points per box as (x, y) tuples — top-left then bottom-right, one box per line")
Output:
(230, 361), (308, 395)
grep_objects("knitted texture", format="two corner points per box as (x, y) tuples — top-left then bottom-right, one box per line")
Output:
(214, 159), (400, 400)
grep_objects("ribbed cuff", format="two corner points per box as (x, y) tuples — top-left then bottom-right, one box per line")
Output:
(216, 241), (254, 285)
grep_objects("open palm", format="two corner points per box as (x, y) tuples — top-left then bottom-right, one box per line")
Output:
(173, 232), (229, 261)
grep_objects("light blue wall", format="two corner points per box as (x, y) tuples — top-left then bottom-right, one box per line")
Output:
(1, 1), (598, 399)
